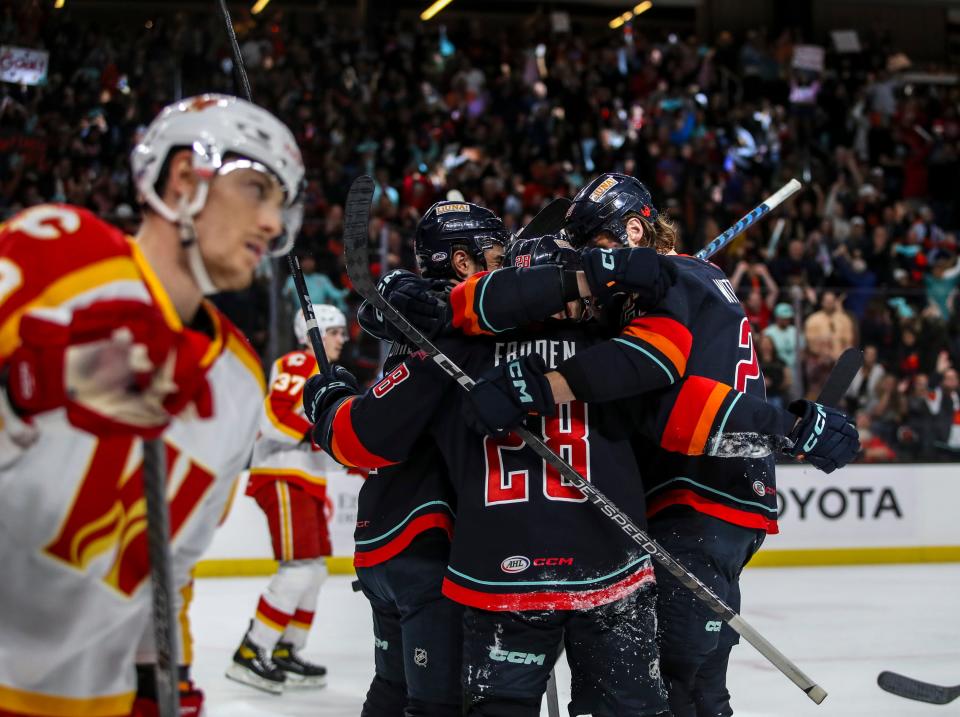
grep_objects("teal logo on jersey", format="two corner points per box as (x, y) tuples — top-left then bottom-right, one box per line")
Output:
(802, 404), (827, 453)
(508, 361), (533, 403)
(600, 248), (616, 270)
(705, 621), (722, 632)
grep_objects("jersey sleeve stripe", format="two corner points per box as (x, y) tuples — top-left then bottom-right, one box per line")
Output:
(329, 397), (398, 469)
(661, 376), (732, 454)
(450, 271), (493, 336)
(620, 325), (688, 375)
(628, 315), (693, 356)
(647, 488), (779, 533)
(611, 337), (676, 383)
(263, 394), (311, 440)
(352, 513), (453, 567)
(0, 256), (142, 359)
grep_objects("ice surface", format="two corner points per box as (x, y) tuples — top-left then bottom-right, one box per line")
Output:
(191, 563), (960, 716)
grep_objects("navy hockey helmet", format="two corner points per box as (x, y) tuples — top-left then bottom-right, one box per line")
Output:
(415, 201), (511, 278)
(563, 173), (659, 248)
(505, 234), (582, 271)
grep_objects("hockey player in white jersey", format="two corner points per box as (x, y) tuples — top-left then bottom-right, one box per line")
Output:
(226, 306), (349, 693)
(0, 94), (304, 717)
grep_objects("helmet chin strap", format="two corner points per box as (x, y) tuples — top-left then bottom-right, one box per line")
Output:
(176, 190), (219, 296)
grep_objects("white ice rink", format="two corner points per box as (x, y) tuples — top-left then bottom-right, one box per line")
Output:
(191, 563), (960, 717)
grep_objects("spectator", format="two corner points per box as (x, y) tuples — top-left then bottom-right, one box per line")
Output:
(845, 344), (885, 415)
(901, 373), (937, 461)
(283, 254), (349, 314)
(804, 290), (858, 360)
(763, 302), (801, 373)
(757, 333), (790, 409)
(855, 413), (898, 463)
(732, 260), (778, 331)
(927, 359), (960, 457)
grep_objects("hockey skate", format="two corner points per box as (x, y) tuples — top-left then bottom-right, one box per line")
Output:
(225, 634), (286, 694)
(272, 641), (328, 689)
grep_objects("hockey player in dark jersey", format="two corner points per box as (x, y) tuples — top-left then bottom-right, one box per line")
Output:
(321, 201), (507, 717)
(305, 235), (670, 716)
(457, 173), (859, 717)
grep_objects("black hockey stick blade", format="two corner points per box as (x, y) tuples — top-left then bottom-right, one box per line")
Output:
(343, 188), (827, 704)
(517, 198), (571, 239)
(709, 348), (864, 457)
(817, 348), (863, 408)
(878, 671), (960, 705)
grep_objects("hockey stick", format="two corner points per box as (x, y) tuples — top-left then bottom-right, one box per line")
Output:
(878, 671), (960, 705)
(708, 348), (862, 458)
(343, 174), (827, 705)
(697, 179), (802, 261)
(142, 439), (179, 717)
(517, 198), (571, 240)
(214, 0), (332, 376)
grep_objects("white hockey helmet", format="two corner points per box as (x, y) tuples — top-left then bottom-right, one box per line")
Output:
(293, 304), (347, 346)
(131, 94), (305, 291)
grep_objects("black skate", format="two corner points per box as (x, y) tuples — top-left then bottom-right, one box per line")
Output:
(272, 641), (327, 689)
(225, 634), (286, 694)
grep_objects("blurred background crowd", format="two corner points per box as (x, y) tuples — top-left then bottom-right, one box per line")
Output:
(1, 0), (958, 461)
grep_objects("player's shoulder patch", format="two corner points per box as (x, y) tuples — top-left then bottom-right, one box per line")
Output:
(211, 306), (266, 393)
(281, 348), (317, 375)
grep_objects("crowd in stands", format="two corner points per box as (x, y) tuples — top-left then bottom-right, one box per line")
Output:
(1, 1), (959, 461)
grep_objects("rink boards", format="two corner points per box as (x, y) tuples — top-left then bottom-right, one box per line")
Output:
(197, 463), (960, 576)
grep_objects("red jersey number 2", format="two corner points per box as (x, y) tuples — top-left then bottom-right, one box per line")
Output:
(484, 401), (590, 506)
(734, 317), (762, 392)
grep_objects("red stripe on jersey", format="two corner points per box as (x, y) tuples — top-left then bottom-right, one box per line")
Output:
(450, 271), (493, 336)
(648, 488), (779, 534)
(353, 513), (454, 567)
(627, 315), (692, 359)
(440, 563), (655, 612)
(329, 398), (398, 469)
(256, 596), (293, 628)
(661, 377), (732, 455)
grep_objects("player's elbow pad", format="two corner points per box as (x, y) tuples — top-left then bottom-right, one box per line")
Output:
(557, 339), (680, 403)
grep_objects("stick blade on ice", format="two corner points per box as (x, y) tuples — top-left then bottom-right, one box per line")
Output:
(877, 671), (960, 705)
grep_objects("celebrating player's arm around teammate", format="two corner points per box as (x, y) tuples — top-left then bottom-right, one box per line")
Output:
(0, 94), (305, 717)
(463, 174), (859, 473)
(225, 307), (347, 694)
(308, 201), (507, 717)
(305, 217), (672, 717)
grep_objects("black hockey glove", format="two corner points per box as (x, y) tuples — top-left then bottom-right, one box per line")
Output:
(303, 366), (360, 424)
(581, 247), (678, 307)
(784, 400), (861, 474)
(385, 274), (451, 339)
(463, 354), (556, 436)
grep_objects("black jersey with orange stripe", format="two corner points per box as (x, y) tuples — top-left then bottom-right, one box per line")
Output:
(315, 323), (655, 613)
(619, 256), (782, 533)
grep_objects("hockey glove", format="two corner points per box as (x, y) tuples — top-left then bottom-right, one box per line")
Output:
(303, 366), (360, 424)
(6, 300), (213, 438)
(581, 247), (677, 307)
(463, 354), (555, 436)
(785, 400), (861, 474)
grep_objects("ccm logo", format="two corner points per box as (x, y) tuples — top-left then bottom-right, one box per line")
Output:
(533, 557), (573, 566)
(373, 364), (410, 398)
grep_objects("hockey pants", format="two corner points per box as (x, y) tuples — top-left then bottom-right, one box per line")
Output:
(649, 507), (765, 717)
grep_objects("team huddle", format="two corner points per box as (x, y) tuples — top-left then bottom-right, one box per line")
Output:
(0, 91), (859, 717)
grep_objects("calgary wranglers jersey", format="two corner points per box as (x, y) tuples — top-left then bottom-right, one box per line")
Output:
(318, 322), (655, 612)
(247, 349), (345, 502)
(623, 256), (779, 533)
(0, 205), (264, 716)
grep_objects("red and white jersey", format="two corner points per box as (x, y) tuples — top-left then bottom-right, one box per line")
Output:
(0, 205), (264, 717)
(247, 349), (346, 503)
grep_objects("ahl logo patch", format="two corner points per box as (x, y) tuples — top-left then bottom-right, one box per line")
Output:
(589, 176), (618, 202)
(436, 203), (470, 214)
(501, 555), (531, 573)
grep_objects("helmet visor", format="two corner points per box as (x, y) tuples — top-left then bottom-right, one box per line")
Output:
(217, 158), (305, 256)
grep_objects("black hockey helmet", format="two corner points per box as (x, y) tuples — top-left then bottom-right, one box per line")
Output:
(563, 173), (659, 248)
(415, 200), (511, 278)
(505, 234), (582, 271)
